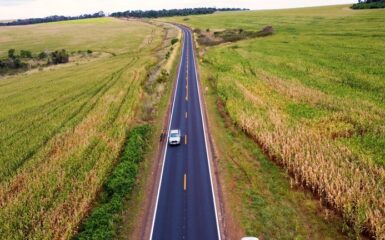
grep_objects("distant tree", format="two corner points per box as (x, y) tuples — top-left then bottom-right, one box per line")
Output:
(0, 11), (105, 26)
(171, 38), (178, 45)
(50, 49), (69, 64)
(87, 49), (93, 54)
(110, 8), (248, 19)
(20, 50), (33, 58)
(352, 0), (385, 8)
(8, 49), (16, 59)
(38, 51), (48, 59)
(2, 49), (25, 70)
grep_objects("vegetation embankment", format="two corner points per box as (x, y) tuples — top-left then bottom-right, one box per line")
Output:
(352, 0), (385, 9)
(111, 8), (248, 19)
(0, 12), (105, 26)
(0, 48), (96, 76)
(165, 4), (385, 239)
(73, 125), (152, 240)
(195, 26), (274, 46)
(0, 18), (166, 239)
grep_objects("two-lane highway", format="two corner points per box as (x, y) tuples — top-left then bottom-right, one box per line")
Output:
(150, 26), (221, 240)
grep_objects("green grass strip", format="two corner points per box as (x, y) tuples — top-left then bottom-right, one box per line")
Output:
(73, 124), (152, 240)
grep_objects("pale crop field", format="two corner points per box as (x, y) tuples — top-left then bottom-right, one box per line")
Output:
(0, 18), (165, 239)
(0, 17), (145, 57)
(166, 5), (385, 239)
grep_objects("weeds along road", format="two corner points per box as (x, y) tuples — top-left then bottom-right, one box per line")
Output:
(150, 26), (221, 240)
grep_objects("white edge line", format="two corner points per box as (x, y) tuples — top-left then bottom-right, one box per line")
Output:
(188, 28), (222, 240)
(149, 27), (186, 240)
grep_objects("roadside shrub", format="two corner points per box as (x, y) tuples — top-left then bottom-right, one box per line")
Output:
(50, 49), (69, 64)
(157, 69), (169, 83)
(165, 51), (170, 60)
(8, 49), (16, 59)
(38, 51), (48, 59)
(171, 38), (178, 45)
(20, 50), (32, 58)
(74, 125), (152, 240)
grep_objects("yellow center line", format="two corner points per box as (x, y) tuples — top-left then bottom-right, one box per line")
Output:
(184, 174), (187, 191)
(185, 135), (187, 145)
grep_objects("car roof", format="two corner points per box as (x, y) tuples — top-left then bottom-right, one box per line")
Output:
(170, 129), (180, 134)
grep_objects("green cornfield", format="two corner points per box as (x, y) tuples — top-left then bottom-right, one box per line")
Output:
(166, 5), (385, 238)
(0, 18), (166, 239)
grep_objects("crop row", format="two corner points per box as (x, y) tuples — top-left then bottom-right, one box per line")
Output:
(202, 40), (385, 238)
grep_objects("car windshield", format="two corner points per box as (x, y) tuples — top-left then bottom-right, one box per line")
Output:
(170, 133), (179, 138)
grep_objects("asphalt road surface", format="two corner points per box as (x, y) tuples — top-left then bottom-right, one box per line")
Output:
(150, 26), (221, 240)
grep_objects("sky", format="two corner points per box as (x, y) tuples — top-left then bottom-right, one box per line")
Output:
(0, 0), (353, 20)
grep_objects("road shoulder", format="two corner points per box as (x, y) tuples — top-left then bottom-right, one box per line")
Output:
(117, 21), (182, 240)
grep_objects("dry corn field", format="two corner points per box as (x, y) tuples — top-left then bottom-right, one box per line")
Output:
(166, 5), (385, 239)
(0, 18), (166, 239)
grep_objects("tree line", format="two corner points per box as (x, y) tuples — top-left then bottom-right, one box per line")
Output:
(0, 12), (105, 26)
(0, 8), (247, 26)
(110, 8), (248, 18)
(0, 49), (71, 75)
(352, 0), (385, 9)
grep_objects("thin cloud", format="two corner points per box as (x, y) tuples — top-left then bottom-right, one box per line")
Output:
(0, 0), (36, 6)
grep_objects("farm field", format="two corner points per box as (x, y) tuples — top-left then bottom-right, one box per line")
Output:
(165, 5), (385, 239)
(0, 18), (169, 239)
(0, 17), (140, 57)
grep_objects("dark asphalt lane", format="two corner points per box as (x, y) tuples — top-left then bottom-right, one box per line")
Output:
(150, 27), (220, 240)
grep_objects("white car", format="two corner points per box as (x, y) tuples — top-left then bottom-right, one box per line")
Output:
(168, 129), (181, 145)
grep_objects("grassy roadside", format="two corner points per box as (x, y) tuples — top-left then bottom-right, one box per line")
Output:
(116, 22), (182, 239)
(202, 67), (348, 240)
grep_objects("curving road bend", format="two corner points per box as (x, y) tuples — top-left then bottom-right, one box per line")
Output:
(150, 26), (221, 240)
